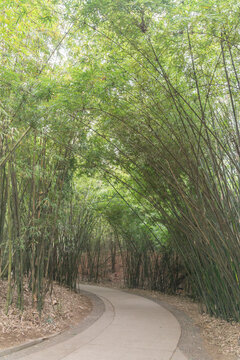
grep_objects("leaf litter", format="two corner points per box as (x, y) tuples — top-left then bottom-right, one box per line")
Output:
(0, 280), (92, 350)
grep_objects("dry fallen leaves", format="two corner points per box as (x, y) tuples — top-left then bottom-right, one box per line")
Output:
(0, 280), (92, 350)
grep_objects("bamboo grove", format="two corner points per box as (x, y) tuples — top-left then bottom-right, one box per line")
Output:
(0, 0), (239, 321)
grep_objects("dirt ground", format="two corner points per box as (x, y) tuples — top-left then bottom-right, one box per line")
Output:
(0, 280), (92, 350)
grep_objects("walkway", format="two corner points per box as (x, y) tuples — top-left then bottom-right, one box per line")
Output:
(4, 284), (188, 360)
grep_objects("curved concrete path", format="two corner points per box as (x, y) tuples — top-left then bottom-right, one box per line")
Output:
(4, 284), (188, 360)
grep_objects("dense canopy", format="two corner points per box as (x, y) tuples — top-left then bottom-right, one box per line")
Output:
(0, 0), (239, 321)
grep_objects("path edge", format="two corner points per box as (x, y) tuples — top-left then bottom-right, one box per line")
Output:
(0, 289), (105, 358)
(122, 288), (212, 360)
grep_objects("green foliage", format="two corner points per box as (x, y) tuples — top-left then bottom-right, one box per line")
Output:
(64, 0), (240, 320)
(0, 0), (239, 321)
